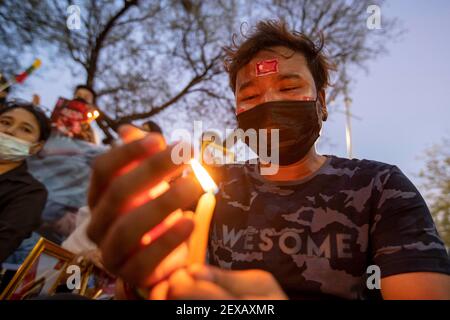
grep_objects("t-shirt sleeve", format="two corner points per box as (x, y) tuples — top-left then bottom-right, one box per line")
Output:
(370, 165), (450, 277)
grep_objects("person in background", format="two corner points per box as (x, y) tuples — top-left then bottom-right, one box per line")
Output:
(72, 85), (97, 144)
(28, 84), (106, 244)
(0, 100), (51, 264)
(73, 85), (96, 107)
(62, 123), (163, 264)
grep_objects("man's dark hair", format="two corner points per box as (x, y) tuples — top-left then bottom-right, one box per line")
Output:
(0, 101), (52, 141)
(224, 20), (335, 95)
(74, 84), (96, 103)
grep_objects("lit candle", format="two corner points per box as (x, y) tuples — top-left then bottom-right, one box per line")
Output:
(134, 158), (217, 300)
(137, 159), (218, 263)
(187, 159), (218, 265)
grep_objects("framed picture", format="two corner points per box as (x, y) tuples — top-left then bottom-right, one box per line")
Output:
(49, 254), (92, 296)
(1, 237), (117, 300)
(79, 264), (116, 300)
(0, 237), (74, 300)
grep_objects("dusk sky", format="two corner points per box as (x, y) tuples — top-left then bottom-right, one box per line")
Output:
(12, 0), (450, 195)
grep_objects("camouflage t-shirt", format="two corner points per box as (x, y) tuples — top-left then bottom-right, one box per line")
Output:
(207, 155), (450, 300)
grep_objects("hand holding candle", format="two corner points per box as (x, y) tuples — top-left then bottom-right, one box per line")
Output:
(138, 158), (218, 265)
(87, 128), (217, 292)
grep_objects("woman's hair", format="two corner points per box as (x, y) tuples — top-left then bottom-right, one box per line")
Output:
(0, 101), (52, 141)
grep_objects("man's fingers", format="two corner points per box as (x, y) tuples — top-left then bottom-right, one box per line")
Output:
(166, 269), (233, 300)
(99, 175), (203, 272)
(187, 264), (216, 282)
(87, 143), (191, 244)
(149, 280), (170, 300)
(118, 124), (148, 143)
(199, 267), (287, 299)
(88, 133), (165, 208)
(117, 217), (194, 287)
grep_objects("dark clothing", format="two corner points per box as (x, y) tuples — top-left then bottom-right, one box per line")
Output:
(0, 162), (47, 263)
(208, 155), (450, 300)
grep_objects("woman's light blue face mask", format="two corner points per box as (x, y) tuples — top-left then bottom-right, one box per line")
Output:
(0, 131), (36, 162)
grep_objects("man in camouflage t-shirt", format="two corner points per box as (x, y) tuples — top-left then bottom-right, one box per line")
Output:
(208, 157), (449, 299)
(204, 21), (450, 300)
(85, 20), (450, 300)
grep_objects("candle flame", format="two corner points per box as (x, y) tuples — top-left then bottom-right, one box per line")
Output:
(189, 159), (218, 194)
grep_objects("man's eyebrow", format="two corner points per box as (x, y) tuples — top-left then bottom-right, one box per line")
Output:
(277, 73), (304, 81)
(237, 73), (304, 93)
(237, 79), (256, 93)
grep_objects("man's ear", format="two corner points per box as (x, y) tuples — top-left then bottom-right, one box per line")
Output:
(29, 141), (44, 155)
(318, 90), (328, 121)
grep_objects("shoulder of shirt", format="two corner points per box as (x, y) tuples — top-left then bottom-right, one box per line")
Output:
(324, 154), (399, 173)
(206, 162), (256, 173)
(26, 173), (48, 195)
(208, 156), (398, 173)
(7, 164), (48, 195)
(207, 156), (405, 186)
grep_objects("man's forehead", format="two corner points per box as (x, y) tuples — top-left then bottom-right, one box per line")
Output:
(76, 88), (93, 96)
(236, 47), (310, 87)
(75, 88), (94, 102)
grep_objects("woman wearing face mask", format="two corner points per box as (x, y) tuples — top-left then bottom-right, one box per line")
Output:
(0, 100), (51, 264)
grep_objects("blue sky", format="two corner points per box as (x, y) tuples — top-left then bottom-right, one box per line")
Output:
(13, 0), (450, 193)
(320, 0), (450, 190)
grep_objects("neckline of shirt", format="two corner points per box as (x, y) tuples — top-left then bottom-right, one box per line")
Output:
(247, 155), (333, 186)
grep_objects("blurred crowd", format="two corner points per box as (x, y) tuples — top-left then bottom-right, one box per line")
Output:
(0, 72), (161, 270)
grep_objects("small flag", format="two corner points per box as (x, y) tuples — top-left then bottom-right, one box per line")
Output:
(256, 59), (279, 77)
(15, 59), (42, 83)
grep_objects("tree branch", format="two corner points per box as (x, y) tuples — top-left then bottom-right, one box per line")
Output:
(86, 0), (137, 87)
(117, 52), (222, 123)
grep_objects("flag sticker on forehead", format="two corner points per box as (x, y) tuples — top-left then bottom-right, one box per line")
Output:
(255, 59), (279, 77)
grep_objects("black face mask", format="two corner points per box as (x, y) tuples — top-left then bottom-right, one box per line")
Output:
(236, 100), (322, 165)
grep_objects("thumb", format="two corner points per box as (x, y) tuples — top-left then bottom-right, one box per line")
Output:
(188, 265), (246, 293)
(189, 266), (287, 299)
(118, 124), (149, 143)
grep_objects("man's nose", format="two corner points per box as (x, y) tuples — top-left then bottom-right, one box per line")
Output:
(261, 88), (279, 103)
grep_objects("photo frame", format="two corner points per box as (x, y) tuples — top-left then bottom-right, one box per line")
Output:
(79, 264), (116, 300)
(1, 237), (117, 300)
(0, 237), (74, 300)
